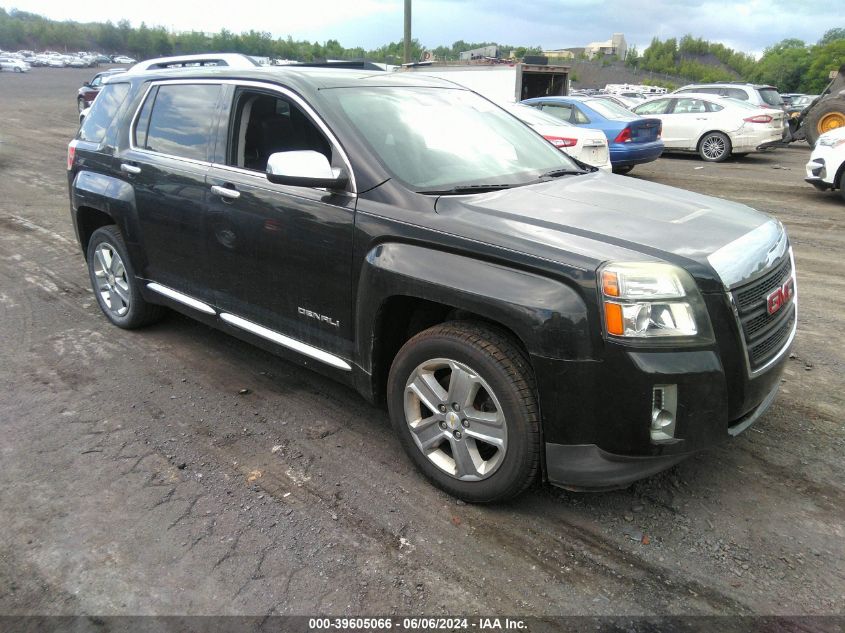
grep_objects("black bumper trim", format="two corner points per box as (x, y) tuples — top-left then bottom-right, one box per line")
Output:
(545, 444), (687, 491)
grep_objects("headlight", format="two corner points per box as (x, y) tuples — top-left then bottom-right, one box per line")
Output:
(600, 262), (699, 338)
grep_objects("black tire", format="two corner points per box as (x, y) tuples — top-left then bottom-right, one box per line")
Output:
(612, 165), (634, 175)
(839, 170), (845, 203)
(803, 97), (845, 146)
(387, 321), (540, 503)
(14, 67), (22, 73)
(698, 131), (732, 162)
(86, 225), (165, 329)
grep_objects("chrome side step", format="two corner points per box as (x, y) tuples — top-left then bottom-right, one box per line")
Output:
(219, 312), (352, 371)
(146, 282), (352, 372)
(147, 282), (216, 315)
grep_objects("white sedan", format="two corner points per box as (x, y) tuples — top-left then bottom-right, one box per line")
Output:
(632, 93), (785, 162)
(0, 56), (29, 72)
(501, 102), (612, 171)
(113, 55), (137, 64)
(806, 127), (845, 201)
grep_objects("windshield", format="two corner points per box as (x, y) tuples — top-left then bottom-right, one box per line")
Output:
(758, 88), (784, 106)
(329, 87), (578, 190)
(584, 98), (636, 120)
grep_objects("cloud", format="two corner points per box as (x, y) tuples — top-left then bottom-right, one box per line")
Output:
(5, 0), (842, 53)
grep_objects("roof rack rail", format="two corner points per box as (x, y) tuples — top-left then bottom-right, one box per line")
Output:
(295, 60), (386, 71)
(128, 53), (259, 73)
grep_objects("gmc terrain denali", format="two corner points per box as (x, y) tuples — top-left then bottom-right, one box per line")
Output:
(67, 62), (797, 502)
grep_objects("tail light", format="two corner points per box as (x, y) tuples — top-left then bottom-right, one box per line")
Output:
(545, 136), (578, 148)
(744, 115), (773, 123)
(67, 139), (78, 170)
(614, 127), (632, 143)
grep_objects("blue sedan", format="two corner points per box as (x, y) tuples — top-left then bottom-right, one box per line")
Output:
(521, 96), (664, 173)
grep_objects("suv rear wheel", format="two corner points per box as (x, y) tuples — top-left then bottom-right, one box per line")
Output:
(86, 225), (165, 329)
(387, 322), (540, 503)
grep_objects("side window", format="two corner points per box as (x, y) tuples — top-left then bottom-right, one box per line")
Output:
(673, 98), (708, 114)
(141, 84), (221, 161)
(226, 89), (332, 172)
(705, 101), (724, 112)
(133, 86), (156, 149)
(540, 103), (574, 122)
(79, 82), (130, 143)
(634, 98), (671, 115)
(572, 106), (590, 124)
(726, 88), (748, 100)
(90, 75), (102, 88)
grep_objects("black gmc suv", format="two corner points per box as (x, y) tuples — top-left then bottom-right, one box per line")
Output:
(67, 62), (797, 502)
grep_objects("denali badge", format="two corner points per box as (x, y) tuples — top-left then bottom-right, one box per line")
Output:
(298, 307), (340, 328)
(766, 278), (795, 316)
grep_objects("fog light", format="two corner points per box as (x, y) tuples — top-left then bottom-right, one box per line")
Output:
(651, 385), (678, 443)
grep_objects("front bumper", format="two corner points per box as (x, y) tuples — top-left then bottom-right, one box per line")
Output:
(545, 381), (779, 490)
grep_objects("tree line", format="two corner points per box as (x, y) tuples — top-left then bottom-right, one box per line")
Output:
(0, 7), (842, 92)
(0, 8), (540, 63)
(628, 31), (844, 93)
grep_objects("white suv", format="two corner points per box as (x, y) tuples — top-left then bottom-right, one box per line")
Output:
(673, 83), (784, 110)
(806, 127), (845, 201)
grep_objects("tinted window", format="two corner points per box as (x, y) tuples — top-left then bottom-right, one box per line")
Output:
(758, 88), (784, 106)
(78, 82), (130, 143)
(725, 88), (748, 100)
(634, 99), (671, 115)
(133, 86), (156, 149)
(143, 84), (220, 160)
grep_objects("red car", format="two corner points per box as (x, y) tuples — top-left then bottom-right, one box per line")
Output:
(77, 69), (125, 113)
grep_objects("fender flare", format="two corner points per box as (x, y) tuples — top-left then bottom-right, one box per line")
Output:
(356, 242), (594, 374)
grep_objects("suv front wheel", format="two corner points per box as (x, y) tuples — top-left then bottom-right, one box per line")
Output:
(387, 322), (540, 503)
(86, 225), (165, 329)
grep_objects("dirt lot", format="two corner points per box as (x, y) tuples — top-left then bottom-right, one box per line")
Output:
(0, 67), (842, 618)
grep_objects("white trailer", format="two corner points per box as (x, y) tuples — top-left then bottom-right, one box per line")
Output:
(399, 63), (570, 103)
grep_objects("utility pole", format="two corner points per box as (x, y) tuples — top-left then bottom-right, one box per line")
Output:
(403, 0), (412, 64)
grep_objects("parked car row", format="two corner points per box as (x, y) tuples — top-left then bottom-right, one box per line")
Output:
(0, 49), (136, 69)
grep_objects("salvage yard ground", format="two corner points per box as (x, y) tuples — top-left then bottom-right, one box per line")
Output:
(0, 68), (842, 616)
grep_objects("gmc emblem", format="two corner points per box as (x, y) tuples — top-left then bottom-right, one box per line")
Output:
(766, 278), (795, 315)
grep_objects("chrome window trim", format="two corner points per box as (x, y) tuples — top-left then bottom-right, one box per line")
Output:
(127, 78), (357, 194)
(220, 312), (352, 371)
(147, 282), (216, 315)
(727, 247), (797, 379)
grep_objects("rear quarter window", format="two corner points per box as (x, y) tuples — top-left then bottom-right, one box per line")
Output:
(78, 82), (130, 143)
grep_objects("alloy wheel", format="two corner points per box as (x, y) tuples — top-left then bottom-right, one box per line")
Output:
(92, 242), (131, 317)
(403, 358), (507, 481)
(701, 134), (727, 160)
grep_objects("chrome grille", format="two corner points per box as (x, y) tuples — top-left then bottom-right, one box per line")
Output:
(730, 254), (795, 373)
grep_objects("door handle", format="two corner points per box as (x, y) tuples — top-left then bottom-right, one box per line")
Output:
(210, 184), (241, 200)
(120, 163), (141, 175)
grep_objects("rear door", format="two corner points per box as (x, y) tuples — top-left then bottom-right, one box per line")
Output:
(665, 97), (713, 149)
(119, 81), (223, 302)
(204, 84), (356, 364)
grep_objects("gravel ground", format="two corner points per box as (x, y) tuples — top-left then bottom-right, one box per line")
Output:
(0, 67), (842, 617)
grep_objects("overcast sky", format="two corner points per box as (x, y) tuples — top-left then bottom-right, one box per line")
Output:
(4, 0), (843, 55)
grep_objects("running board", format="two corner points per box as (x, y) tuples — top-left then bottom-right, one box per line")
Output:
(147, 282), (216, 315)
(220, 312), (352, 371)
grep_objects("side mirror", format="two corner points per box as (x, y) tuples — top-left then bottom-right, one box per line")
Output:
(266, 150), (348, 189)
(83, 81), (91, 87)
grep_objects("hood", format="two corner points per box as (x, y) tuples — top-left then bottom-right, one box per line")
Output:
(435, 172), (786, 290)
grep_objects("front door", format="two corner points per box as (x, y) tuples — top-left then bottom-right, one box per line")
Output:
(205, 86), (356, 362)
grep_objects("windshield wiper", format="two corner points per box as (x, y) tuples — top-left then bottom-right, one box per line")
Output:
(418, 184), (516, 195)
(537, 168), (588, 179)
